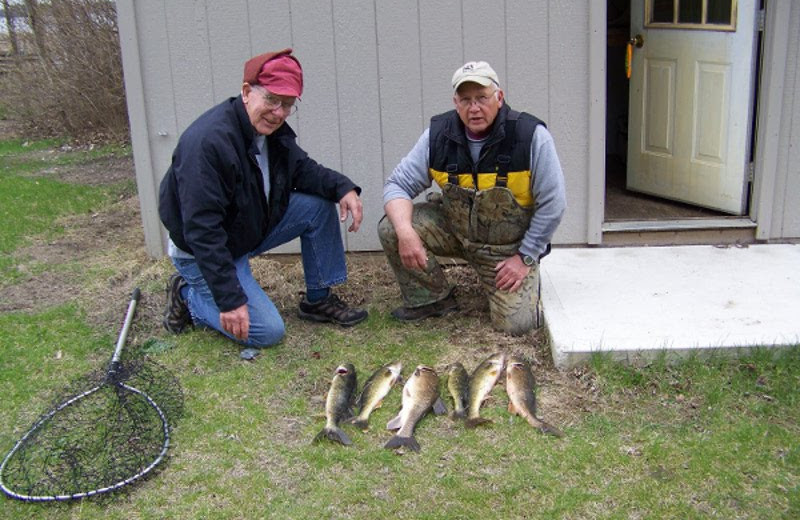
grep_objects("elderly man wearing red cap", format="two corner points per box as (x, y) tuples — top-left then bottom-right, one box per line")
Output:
(159, 49), (367, 352)
(378, 61), (566, 335)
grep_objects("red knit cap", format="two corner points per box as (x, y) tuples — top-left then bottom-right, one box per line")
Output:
(243, 48), (303, 98)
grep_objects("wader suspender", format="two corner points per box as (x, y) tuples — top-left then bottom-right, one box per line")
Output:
(444, 111), (520, 188)
(494, 110), (519, 188)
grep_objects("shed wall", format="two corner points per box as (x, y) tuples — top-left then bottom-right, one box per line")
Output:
(119, 0), (590, 256)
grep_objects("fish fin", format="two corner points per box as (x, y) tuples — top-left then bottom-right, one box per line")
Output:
(432, 397), (447, 416)
(350, 417), (369, 431)
(464, 417), (492, 429)
(384, 435), (420, 452)
(313, 427), (353, 446)
(386, 414), (403, 431)
(507, 402), (518, 415)
(528, 417), (565, 438)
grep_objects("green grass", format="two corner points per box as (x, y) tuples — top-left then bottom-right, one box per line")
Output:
(0, 138), (798, 519)
(0, 140), (129, 284)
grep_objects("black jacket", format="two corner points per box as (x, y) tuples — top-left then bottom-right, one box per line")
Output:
(159, 96), (359, 312)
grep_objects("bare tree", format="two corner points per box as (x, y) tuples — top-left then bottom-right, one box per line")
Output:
(0, 0), (129, 142)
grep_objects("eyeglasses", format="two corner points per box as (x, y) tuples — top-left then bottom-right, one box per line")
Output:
(456, 90), (498, 109)
(254, 86), (298, 115)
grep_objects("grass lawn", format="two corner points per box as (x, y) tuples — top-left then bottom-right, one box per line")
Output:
(0, 139), (798, 519)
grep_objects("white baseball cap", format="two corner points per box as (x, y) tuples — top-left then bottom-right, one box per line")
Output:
(452, 61), (500, 91)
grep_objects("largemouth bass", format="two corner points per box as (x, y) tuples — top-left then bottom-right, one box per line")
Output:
(465, 352), (506, 428)
(506, 356), (564, 438)
(444, 362), (469, 420)
(350, 361), (403, 430)
(313, 363), (357, 446)
(384, 365), (446, 452)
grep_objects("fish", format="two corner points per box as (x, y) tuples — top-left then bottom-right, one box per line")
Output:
(384, 365), (446, 452)
(506, 356), (564, 438)
(313, 363), (357, 446)
(444, 362), (469, 420)
(465, 352), (507, 428)
(350, 361), (403, 430)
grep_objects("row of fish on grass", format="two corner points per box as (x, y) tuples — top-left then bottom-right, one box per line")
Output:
(313, 352), (563, 452)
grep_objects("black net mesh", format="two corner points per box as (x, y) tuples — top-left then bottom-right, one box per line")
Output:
(1, 358), (183, 501)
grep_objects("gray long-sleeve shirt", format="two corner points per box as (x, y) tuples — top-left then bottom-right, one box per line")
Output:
(383, 125), (566, 259)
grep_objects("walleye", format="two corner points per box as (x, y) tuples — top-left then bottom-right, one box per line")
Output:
(506, 356), (564, 438)
(465, 352), (506, 428)
(313, 363), (357, 446)
(350, 361), (403, 430)
(444, 362), (469, 420)
(384, 365), (446, 452)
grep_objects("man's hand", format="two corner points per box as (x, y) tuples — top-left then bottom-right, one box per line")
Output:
(494, 254), (531, 292)
(397, 228), (429, 271)
(220, 304), (249, 341)
(338, 190), (363, 232)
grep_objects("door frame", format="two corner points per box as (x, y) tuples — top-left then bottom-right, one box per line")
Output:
(587, 0), (790, 245)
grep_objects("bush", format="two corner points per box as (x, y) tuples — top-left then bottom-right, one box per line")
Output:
(0, 0), (129, 142)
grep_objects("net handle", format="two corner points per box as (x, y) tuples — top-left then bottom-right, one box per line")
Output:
(110, 288), (140, 368)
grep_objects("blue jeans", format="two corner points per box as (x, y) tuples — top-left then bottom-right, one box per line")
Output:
(171, 192), (348, 347)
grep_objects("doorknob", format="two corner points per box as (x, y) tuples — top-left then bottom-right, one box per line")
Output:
(625, 35), (644, 79)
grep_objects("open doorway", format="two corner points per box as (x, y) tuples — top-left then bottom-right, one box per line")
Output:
(604, 0), (749, 222)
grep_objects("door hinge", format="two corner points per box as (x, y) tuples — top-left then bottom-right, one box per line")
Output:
(748, 162), (755, 182)
(757, 9), (765, 32)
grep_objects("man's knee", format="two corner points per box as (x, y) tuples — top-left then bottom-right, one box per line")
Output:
(377, 215), (396, 247)
(246, 316), (286, 347)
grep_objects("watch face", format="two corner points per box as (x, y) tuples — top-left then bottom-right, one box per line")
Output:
(523, 255), (535, 266)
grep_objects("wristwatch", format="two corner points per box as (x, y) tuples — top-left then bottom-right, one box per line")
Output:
(517, 251), (535, 266)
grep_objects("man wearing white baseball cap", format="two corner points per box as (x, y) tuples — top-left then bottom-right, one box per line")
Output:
(378, 60), (566, 335)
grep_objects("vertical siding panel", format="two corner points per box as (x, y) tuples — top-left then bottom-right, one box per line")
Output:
(289, 0), (341, 169)
(461, 0), (506, 77)
(778, 2), (800, 236)
(247, 0), (293, 52)
(418, 0), (464, 120)
(330, 0), (383, 251)
(134, 0), (178, 244)
(205, 1), (251, 102)
(506, 0), (549, 119)
(548, 0), (589, 245)
(376, 1), (424, 183)
(163, 0), (215, 131)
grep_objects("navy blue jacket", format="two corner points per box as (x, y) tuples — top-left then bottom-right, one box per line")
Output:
(159, 96), (360, 312)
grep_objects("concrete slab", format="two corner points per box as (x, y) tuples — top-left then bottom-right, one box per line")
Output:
(540, 244), (800, 369)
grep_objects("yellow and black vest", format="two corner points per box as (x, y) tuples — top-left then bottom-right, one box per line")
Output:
(428, 104), (545, 208)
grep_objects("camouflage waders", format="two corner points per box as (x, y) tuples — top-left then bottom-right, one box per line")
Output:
(378, 183), (542, 335)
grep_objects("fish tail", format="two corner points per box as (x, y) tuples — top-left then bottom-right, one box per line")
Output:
(450, 409), (466, 420)
(313, 427), (353, 446)
(464, 417), (492, 429)
(383, 434), (420, 452)
(527, 416), (565, 438)
(350, 417), (369, 430)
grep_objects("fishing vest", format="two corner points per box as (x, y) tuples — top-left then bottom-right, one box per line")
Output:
(428, 105), (545, 246)
(428, 104), (544, 208)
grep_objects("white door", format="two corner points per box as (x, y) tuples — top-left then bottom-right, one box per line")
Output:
(627, 0), (758, 215)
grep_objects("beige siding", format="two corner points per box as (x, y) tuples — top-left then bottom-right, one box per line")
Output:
(120, 0), (593, 256)
(118, 0), (799, 257)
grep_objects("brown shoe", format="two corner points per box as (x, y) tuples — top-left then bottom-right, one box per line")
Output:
(391, 294), (458, 322)
(298, 293), (368, 327)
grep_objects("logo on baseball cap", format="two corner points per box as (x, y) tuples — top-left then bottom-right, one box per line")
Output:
(452, 61), (500, 91)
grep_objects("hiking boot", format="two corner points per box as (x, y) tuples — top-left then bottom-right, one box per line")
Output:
(163, 273), (192, 334)
(391, 294), (459, 322)
(297, 293), (368, 327)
